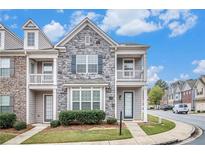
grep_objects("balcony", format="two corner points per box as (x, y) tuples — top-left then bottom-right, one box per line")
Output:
(117, 68), (144, 81)
(29, 74), (53, 84)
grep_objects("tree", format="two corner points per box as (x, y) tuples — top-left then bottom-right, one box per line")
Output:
(155, 79), (168, 91)
(148, 86), (164, 107)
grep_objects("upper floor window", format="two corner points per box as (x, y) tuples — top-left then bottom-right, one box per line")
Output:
(197, 88), (203, 95)
(85, 35), (90, 45)
(27, 32), (35, 47)
(0, 95), (12, 113)
(0, 58), (10, 77)
(76, 55), (98, 74)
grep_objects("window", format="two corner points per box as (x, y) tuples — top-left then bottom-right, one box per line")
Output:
(0, 58), (10, 77)
(88, 55), (98, 73)
(0, 96), (11, 113)
(76, 55), (86, 73)
(27, 32), (35, 46)
(72, 88), (101, 110)
(43, 63), (53, 74)
(123, 59), (134, 77)
(76, 55), (98, 73)
(85, 35), (90, 45)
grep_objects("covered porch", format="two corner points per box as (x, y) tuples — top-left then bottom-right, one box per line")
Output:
(27, 89), (57, 124)
(116, 86), (147, 122)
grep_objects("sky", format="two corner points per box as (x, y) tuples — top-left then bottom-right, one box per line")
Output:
(0, 9), (205, 85)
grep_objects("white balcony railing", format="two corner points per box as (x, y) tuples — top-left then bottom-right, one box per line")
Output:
(29, 74), (53, 84)
(117, 69), (144, 80)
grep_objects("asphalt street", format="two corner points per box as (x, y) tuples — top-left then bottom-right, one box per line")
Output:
(148, 110), (205, 145)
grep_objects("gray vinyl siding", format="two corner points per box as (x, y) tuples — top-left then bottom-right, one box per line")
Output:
(39, 32), (53, 49)
(5, 31), (23, 50)
(117, 87), (142, 120)
(29, 90), (36, 123)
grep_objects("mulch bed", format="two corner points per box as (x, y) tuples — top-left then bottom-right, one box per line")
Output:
(43, 123), (126, 132)
(0, 125), (34, 135)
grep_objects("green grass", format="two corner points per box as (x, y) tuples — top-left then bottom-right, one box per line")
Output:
(0, 133), (16, 144)
(140, 115), (176, 135)
(23, 128), (132, 144)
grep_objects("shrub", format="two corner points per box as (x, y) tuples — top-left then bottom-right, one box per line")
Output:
(75, 110), (106, 124)
(197, 110), (201, 113)
(13, 121), (27, 131)
(106, 117), (117, 124)
(59, 110), (106, 125)
(0, 113), (16, 129)
(201, 110), (205, 113)
(50, 120), (60, 128)
(59, 111), (76, 126)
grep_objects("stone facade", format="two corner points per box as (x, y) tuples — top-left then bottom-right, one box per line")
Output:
(0, 56), (27, 121)
(57, 25), (116, 117)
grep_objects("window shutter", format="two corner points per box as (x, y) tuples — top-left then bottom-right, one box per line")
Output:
(71, 55), (76, 74)
(10, 95), (14, 112)
(98, 55), (103, 74)
(10, 58), (15, 77)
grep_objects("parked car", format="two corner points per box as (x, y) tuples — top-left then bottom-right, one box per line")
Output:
(160, 104), (173, 111)
(172, 104), (189, 114)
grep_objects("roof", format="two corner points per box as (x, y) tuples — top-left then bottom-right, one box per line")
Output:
(194, 75), (205, 87)
(64, 78), (107, 85)
(55, 17), (119, 48)
(0, 23), (23, 47)
(186, 79), (196, 88)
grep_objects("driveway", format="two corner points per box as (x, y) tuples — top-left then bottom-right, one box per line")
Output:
(148, 110), (205, 145)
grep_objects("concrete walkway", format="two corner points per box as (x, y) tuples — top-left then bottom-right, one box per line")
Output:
(4, 124), (48, 145)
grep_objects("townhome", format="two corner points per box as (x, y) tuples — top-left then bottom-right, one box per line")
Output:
(0, 18), (149, 124)
(167, 81), (185, 105)
(193, 76), (205, 111)
(181, 79), (196, 110)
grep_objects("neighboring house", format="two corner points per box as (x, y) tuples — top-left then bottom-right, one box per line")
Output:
(0, 18), (149, 123)
(161, 90), (168, 105)
(181, 79), (196, 110)
(167, 81), (185, 105)
(193, 76), (205, 111)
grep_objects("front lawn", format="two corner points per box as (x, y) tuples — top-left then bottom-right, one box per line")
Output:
(0, 133), (16, 144)
(139, 115), (176, 135)
(23, 124), (132, 144)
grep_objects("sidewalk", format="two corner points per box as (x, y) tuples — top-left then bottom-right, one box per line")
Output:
(3, 124), (48, 145)
(52, 119), (195, 145)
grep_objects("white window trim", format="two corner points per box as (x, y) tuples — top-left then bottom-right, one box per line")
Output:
(71, 87), (102, 110)
(123, 58), (135, 78)
(85, 35), (90, 45)
(76, 55), (98, 74)
(24, 30), (39, 49)
(0, 31), (5, 50)
(0, 58), (11, 77)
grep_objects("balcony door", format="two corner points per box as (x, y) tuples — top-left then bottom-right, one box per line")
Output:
(43, 62), (53, 83)
(123, 59), (134, 78)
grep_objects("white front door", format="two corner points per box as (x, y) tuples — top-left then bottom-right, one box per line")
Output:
(124, 92), (133, 119)
(44, 95), (53, 122)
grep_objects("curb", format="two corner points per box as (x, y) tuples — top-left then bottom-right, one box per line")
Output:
(153, 117), (196, 145)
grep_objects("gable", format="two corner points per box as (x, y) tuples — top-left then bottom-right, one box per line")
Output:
(55, 18), (118, 48)
(195, 80), (205, 89)
(23, 20), (39, 30)
(182, 82), (191, 91)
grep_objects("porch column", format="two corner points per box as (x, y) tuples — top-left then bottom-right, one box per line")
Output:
(53, 58), (57, 85)
(53, 89), (57, 120)
(143, 86), (148, 122)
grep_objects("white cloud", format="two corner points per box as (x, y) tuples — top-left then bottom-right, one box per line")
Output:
(69, 10), (102, 31)
(147, 65), (164, 85)
(56, 9), (64, 13)
(99, 9), (197, 37)
(10, 23), (17, 29)
(192, 60), (205, 74)
(180, 73), (189, 80)
(43, 20), (66, 42)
